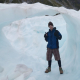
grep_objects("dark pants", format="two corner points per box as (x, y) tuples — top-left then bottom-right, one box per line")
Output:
(48, 60), (61, 68)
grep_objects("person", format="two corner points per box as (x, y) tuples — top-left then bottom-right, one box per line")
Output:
(44, 21), (63, 74)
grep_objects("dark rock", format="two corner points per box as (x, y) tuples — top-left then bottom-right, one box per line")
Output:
(0, 0), (80, 11)
(54, 13), (60, 16)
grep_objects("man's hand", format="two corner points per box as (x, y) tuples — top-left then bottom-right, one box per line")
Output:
(44, 32), (48, 42)
(45, 32), (48, 36)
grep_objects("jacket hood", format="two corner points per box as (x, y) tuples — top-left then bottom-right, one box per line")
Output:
(49, 27), (56, 32)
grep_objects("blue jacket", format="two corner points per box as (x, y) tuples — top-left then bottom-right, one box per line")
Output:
(44, 27), (62, 49)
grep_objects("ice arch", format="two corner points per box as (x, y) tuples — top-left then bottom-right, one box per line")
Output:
(61, 14), (80, 70)
(0, 2), (80, 80)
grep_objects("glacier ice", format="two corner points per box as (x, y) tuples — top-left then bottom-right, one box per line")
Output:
(0, 66), (4, 73)
(0, 2), (80, 80)
(8, 64), (32, 80)
(3, 15), (66, 52)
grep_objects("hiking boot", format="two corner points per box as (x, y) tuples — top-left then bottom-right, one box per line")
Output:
(45, 67), (51, 73)
(59, 67), (63, 74)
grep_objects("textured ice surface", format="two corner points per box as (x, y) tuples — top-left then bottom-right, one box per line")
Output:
(0, 2), (80, 80)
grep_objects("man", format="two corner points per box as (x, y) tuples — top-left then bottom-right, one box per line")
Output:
(44, 21), (63, 74)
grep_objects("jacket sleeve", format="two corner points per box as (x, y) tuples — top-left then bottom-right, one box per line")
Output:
(54, 30), (62, 40)
(44, 32), (48, 42)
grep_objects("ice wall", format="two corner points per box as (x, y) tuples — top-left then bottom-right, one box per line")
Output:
(0, 2), (80, 80)
(53, 7), (80, 80)
(61, 14), (80, 70)
(2, 15), (66, 52)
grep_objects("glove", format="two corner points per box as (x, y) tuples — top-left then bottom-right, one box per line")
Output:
(54, 30), (58, 37)
(44, 32), (48, 42)
(54, 30), (62, 40)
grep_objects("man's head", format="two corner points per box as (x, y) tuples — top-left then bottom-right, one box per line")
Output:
(48, 22), (54, 30)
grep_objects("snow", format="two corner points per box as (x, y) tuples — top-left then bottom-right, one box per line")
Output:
(0, 2), (80, 80)
(0, 66), (4, 73)
(9, 64), (32, 80)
